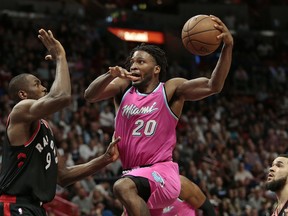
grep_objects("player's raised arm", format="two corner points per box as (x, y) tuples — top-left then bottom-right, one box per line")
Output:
(175, 15), (233, 102)
(9, 29), (71, 123)
(84, 66), (131, 103)
(32, 29), (71, 117)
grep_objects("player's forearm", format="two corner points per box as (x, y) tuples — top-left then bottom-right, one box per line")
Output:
(209, 44), (233, 93)
(49, 56), (71, 98)
(58, 154), (112, 187)
(84, 72), (115, 102)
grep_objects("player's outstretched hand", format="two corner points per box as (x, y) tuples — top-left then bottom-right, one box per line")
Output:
(38, 29), (66, 61)
(210, 15), (233, 47)
(104, 136), (121, 162)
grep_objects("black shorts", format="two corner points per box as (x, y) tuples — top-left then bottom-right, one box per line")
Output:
(0, 203), (46, 216)
(125, 175), (151, 202)
(0, 195), (46, 216)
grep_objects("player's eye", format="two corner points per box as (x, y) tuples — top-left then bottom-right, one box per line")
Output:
(275, 163), (283, 168)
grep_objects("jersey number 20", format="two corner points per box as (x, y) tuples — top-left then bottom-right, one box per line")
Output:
(132, 119), (157, 136)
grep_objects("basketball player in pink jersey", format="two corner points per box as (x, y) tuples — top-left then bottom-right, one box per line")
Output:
(84, 15), (233, 215)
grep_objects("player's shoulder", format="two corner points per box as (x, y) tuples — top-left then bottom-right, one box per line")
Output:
(9, 99), (36, 122)
(163, 78), (187, 101)
(14, 99), (35, 108)
(11, 99), (34, 114)
(164, 77), (188, 89)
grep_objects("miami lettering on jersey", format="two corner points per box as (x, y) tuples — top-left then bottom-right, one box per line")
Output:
(122, 102), (158, 118)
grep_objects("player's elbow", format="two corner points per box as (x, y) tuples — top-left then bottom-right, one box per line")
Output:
(84, 90), (91, 101)
(57, 170), (71, 188)
(57, 177), (66, 187)
(209, 84), (224, 95)
(48, 93), (72, 107)
(212, 86), (223, 94)
(57, 177), (71, 188)
(59, 94), (72, 107)
(84, 89), (97, 103)
(66, 96), (72, 106)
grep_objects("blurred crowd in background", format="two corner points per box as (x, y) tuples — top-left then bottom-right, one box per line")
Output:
(0, 1), (288, 215)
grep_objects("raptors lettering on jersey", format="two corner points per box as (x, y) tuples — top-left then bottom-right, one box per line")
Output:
(35, 135), (58, 169)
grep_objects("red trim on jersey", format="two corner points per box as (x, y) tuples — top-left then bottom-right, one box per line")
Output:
(24, 120), (41, 147)
(17, 161), (24, 168)
(17, 153), (27, 168)
(0, 195), (16, 216)
(17, 153), (27, 160)
(42, 119), (49, 129)
(42, 119), (53, 136)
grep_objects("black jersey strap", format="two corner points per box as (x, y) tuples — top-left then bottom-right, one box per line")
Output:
(278, 200), (288, 216)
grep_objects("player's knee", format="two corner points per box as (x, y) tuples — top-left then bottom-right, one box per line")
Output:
(113, 177), (137, 200)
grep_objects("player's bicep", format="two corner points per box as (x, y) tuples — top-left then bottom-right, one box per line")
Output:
(175, 77), (214, 101)
(29, 94), (71, 118)
(12, 95), (70, 122)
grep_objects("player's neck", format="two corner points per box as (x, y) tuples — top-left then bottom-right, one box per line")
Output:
(277, 186), (288, 204)
(137, 81), (160, 94)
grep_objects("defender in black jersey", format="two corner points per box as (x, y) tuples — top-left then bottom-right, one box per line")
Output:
(0, 29), (120, 216)
(265, 154), (288, 216)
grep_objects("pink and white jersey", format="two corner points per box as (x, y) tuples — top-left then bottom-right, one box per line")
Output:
(115, 82), (178, 169)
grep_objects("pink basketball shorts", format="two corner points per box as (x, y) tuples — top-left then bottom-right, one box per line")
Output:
(123, 161), (181, 215)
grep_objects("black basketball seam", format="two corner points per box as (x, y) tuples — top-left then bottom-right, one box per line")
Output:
(188, 40), (220, 45)
(188, 29), (220, 37)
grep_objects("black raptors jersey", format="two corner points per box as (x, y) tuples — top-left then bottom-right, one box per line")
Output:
(272, 200), (288, 216)
(0, 119), (58, 203)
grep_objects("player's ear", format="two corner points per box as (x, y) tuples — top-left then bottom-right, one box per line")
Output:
(18, 90), (27, 100)
(154, 65), (161, 74)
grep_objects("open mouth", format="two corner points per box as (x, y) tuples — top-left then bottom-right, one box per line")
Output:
(131, 72), (141, 77)
(267, 173), (274, 180)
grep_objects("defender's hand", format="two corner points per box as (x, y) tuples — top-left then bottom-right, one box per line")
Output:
(38, 29), (66, 61)
(105, 136), (121, 162)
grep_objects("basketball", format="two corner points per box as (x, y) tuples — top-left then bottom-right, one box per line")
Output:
(181, 15), (222, 56)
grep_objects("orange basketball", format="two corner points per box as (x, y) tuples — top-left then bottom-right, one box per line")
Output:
(181, 15), (222, 56)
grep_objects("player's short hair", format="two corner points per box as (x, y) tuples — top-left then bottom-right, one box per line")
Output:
(125, 43), (167, 82)
(279, 154), (288, 158)
(8, 73), (30, 101)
